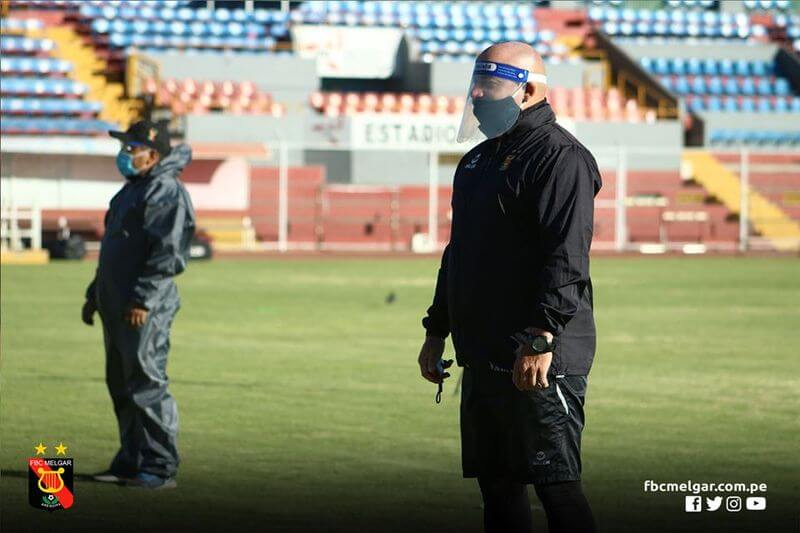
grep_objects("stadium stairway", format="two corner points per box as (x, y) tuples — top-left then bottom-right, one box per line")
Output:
(194, 215), (257, 251)
(42, 25), (139, 128)
(683, 151), (800, 251)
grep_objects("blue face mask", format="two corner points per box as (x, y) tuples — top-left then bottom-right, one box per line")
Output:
(116, 148), (153, 179)
(115, 151), (140, 178)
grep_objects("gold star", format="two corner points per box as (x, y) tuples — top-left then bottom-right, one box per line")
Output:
(54, 442), (68, 456)
(34, 442), (47, 455)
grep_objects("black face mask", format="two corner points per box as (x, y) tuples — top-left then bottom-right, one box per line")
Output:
(472, 96), (521, 138)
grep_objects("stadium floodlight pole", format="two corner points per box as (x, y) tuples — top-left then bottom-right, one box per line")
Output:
(739, 147), (749, 253)
(428, 150), (439, 252)
(263, 124), (290, 253)
(615, 144), (628, 252)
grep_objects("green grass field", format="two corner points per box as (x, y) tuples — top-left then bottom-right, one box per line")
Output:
(1, 257), (798, 533)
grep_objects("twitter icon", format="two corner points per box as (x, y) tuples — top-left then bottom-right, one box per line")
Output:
(706, 496), (723, 511)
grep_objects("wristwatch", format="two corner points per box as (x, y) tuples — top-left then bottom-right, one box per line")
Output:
(530, 335), (556, 354)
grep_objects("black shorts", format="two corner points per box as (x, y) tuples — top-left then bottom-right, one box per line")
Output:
(460, 366), (588, 485)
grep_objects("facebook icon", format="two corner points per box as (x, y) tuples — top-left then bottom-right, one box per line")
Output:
(685, 496), (703, 512)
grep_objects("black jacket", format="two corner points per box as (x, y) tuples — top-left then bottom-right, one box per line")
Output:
(422, 100), (602, 375)
(86, 144), (196, 314)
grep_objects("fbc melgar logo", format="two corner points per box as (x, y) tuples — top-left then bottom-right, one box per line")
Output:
(28, 442), (74, 511)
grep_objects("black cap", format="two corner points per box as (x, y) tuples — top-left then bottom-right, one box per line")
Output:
(109, 120), (171, 157)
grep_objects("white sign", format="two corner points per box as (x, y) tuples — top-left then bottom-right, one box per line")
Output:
(292, 25), (404, 79)
(350, 113), (474, 152)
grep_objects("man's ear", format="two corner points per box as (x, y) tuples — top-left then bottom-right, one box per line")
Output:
(521, 82), (536, 105)
(148, 149), (161, 167)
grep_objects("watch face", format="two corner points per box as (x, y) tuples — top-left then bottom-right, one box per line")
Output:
(532, 336), (549, 352)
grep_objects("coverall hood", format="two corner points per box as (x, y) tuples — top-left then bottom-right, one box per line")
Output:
(150, 143), (192, 179)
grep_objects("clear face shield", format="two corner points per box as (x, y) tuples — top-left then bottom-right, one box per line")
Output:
(457, 61), (547, 143)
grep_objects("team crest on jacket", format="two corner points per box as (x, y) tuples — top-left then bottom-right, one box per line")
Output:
(28, 442), (74, 511)
(464, 153), (481, 169)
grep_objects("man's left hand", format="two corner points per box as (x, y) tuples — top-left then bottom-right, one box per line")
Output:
(124, 304), (148, 328)
(512, 327), (553, 391)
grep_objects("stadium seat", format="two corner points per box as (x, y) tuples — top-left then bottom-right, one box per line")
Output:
(0, 57), (72, 75)
(0, 97), (102, 115)
(145, 78), (284, 116)
(0, 117), (117, 135)
(0, 36), (56, 54)
(0, 18), (44, 33)
(0, 77), (87, 96)
(639, 55), (798, 115)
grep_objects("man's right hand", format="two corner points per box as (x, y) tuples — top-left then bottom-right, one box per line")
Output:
(418, 336), (452, 384)
(81, 299), (96, 326)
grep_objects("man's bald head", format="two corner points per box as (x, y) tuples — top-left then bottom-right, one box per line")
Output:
(477, 41), (547, 109)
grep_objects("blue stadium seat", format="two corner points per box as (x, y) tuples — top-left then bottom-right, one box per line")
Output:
(703, 58), (718, 76)
(723, 97), (739, 112)
(0, 57), (72, 75)
(740, 78), (756, 96)
(0, 97), (102, 115)
(718, 59), (734, 77)
(706, 77), (722, 95)
(734, 60), (751, 77)
(653, 57), (670, 75)
(709, 129), (732, 145)
(0, 18), (44, 32)
(686, 58), (702, 76)
(756, 78), (773, 96)
(688, 97), (705, 113)
(691, 77), (707, 95)
(0, 36), (56, 54)
(774, 78), (790, 97)
(723, 78), (739, 96)
(0, 117), (116, 135)
(0, 77), (87, 96)
(755, 98), (771, 112)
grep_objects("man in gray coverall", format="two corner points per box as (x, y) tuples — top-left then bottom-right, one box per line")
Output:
(81, 120), (196, 490)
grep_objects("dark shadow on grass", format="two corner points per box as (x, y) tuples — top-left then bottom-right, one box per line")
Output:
(1, 469), (27, 479)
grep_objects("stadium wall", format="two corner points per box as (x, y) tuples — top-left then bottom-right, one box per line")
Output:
(617, 40), (778, 61)
(698, 111), (800, 145)
(1, 149), (250, 211)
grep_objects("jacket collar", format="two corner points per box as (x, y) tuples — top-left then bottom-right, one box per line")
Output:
(502, 99), (556, 140)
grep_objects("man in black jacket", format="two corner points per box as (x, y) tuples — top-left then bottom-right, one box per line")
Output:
(418, 42), (601, 533)
(82, 120), (196, 490)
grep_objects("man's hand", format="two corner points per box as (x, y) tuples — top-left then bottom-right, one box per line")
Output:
(81, 299), (97, 326)
(512, 327), (554, 391)
(417, 335), (453, 384)
(124, 304), (148, 328)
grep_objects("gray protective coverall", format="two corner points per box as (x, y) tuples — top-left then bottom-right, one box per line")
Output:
(86, 144), (196, 478)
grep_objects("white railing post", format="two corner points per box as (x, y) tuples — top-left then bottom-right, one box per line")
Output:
(31, 203), (41, 250)
(278, 140), (289, 253)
